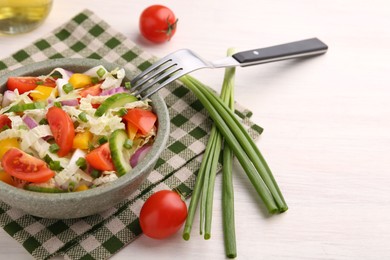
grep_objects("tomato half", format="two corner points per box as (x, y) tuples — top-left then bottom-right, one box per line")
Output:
(139, 190), (187, 239)
(79, 84), (102, 98)
(7, 77), (56, 94)
(1, 148), (55, 183)
(0, 115), (12, 130)
(46, 106), (75, 157)
(85, 143), (115, 171)
(123, 108), (157, 135)
(139, 5), (178, 43)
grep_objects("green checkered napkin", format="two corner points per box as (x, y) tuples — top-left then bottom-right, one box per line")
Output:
(0, 10), (262, 260)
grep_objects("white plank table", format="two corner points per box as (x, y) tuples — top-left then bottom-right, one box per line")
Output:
(1, 0), (389, 259)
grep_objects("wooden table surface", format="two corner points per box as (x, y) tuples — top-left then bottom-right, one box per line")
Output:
(1, 0), (389, 259)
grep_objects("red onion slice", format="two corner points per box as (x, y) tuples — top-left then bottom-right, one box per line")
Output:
(22, 115), (52, 140)
(22, 115), (38, 129)
(100, 87), (126, 96)
(60, 99), (79, 106)
(130, 145), (152, 168)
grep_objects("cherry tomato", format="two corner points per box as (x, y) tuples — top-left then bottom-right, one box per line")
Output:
(140, 190), (187, 239)
(139, 5), (178, 43)
(46, 106), (75, 157)
(85, 143), (115, 171)
(0, 115), (12, 131)
(7, 77), (56, 94)
(79, 84), (102, 98)
(1, 148), (55, 183)
(122, 108), (157, 135)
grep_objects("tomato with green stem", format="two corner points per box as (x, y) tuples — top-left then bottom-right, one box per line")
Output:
(85, 143), (115, 171)
(46, 106), (75, 157)
(139, 5), (178, 43)
(1, 148), (55, 183)
(7, 77), (56, 94)
(140, 190), (187, 239)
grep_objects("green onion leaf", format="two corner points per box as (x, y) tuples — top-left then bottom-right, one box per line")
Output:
(97, 68), (106, 78)
(39, 118), (48, 125)
(125, 81), (131, 90)
(76, 157), (87, 169)
(184, 75), (287, 212)
(78, 112), (88, 122)
(49, 160), (63, 171)
(90, 169), (101, 178)
(53, 101), (62, 108)
(220, 48), (237, 258)
(43, 155), (52, 164)
(49, 143), (60, 153)
(63, 83), (74, 94)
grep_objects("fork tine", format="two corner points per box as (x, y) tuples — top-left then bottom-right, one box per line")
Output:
(133, 66), (182, 96)
(132, 62), (177, 91)
(131, 57), (172, 86)
(140, 71), (186, 99)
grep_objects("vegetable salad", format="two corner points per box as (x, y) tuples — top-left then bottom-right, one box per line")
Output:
(0, 66), (157, 193)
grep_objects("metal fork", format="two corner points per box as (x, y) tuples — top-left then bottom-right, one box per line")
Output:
(131, 38), (328, 99)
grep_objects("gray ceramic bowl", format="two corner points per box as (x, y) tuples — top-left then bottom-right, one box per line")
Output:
(0, 58), (170, 218)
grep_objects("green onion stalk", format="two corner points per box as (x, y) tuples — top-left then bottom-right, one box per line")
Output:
(183, 48), (239, 257)
(181, 75), (287, 212)
(220, 48), (237, 258)
(181, 50), (288, 243)
(199, 125), (222, 237)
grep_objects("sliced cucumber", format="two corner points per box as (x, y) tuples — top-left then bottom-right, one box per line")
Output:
(94, 93), (138, 117)
(25, 184), (65, 193)
(6, 102), (45, 113)
(109, 129), (131, 176)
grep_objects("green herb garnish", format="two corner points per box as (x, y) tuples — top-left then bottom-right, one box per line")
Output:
(97, 68), (106, 78)
(49, 143), (60, 153)
(49, 160), (63, 171)
(78, 112), (88, 122)
(76, 157), (87, 170)
(181, 49), (287, 248)
(63, 83), (74, 94)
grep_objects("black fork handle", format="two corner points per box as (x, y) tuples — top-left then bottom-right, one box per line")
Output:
(232, 38), (328, 66)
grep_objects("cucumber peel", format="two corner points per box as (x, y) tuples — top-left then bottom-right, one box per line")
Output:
(94, 93), (137, 117)
(109, 129), (131, 176)
(6, 102), (45, 113)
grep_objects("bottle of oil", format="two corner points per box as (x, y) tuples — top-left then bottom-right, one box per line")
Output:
(0, 0), (53, 35)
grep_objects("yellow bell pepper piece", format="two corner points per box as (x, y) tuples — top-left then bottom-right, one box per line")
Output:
(72, 131), (93, 150)
(0, 138), (20, 160)
(126, 122), (138, 140)
(75, 184), (89, 191)
(69, 73), (92, 89)
(30, 85), (56, 101)
(0, 171), (14, 186)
